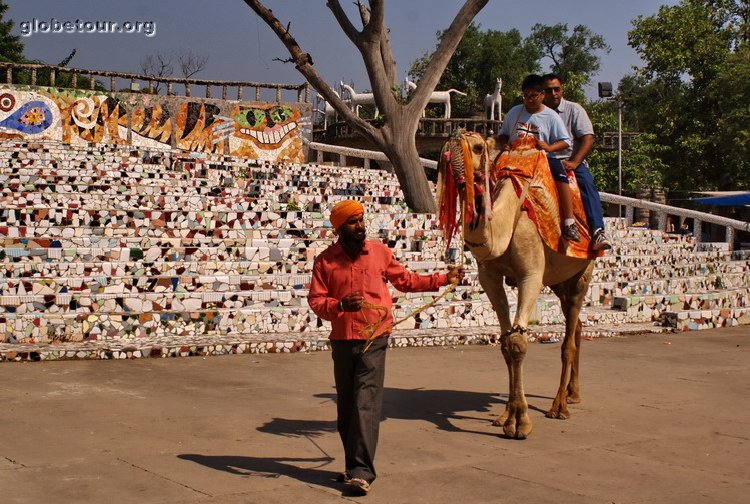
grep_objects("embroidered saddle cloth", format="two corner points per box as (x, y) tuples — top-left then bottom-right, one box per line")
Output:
(491, 137), (603, 260)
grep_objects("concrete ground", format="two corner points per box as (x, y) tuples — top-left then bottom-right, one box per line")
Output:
(0, 327), (748, 504)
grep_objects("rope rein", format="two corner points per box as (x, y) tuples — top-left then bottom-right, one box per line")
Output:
(360, 152), (473, 353)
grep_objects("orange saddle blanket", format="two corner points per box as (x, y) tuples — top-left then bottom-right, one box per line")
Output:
(492, 137), (603, 260)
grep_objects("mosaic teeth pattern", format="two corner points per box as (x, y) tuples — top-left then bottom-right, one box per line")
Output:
(1, 140), (749, 361)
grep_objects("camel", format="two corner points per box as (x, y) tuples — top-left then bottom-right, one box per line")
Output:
(484, 78), (502, 121)
(404, 79), (467, 118)
(437, 130), (595, 439)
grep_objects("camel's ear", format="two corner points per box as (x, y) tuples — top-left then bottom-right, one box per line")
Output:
(485, 136), (501, 163)
(485, 136), (497, 151)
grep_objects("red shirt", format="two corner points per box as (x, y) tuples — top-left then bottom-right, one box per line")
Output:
(308, 240), (449, 340)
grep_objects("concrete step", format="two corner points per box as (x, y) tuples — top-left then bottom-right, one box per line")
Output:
(661, 306), (750, 331)
(0, 293), (492, 343)
(590, 272), (749, 300)
(612, 288), (750, 323)
(0, 320), (671, 362)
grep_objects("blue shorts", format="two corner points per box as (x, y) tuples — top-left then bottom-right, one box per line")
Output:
(547, 156), (569, 184)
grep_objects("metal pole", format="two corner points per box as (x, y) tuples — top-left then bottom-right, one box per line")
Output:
(618, 98), (623, 218)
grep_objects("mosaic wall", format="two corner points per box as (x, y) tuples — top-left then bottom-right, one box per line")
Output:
(0, 85), (312, 163)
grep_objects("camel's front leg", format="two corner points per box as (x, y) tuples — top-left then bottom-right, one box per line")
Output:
(499, 274), (543, 439)
(499, 326), (532, 438)
(477, 262), (514, 428)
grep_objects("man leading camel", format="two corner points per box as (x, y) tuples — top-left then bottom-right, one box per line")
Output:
(497, 74), (580, 242)
(308, 199), (463, 495)
(542, 73), (612, 250)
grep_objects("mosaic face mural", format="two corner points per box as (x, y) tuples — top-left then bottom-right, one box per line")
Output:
(0, 85), (311, 162)
(220, 104), (310, 162)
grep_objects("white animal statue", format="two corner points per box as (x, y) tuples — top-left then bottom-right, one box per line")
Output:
(485, 77), (503, 120)
(315, 90), (340, 128)
(339, 82), (379, 118)
(404, 78), (467, 118)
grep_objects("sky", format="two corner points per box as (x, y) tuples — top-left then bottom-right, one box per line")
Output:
(7, 0), (677, 100)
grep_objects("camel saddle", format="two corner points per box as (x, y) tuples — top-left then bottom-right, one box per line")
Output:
(491, 137), (604, 260)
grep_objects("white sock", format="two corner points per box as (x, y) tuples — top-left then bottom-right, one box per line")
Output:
(564, 218), (575, 226)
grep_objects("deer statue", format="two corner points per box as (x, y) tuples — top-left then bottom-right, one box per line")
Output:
(404, 78), (467, 119)
(484, 78), (503, 120)
(339, 82), (379, 118)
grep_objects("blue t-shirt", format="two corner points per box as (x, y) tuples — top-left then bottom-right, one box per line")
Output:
(499, 104), (571, 156)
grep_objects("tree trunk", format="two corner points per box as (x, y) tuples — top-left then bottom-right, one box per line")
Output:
(381, 137), (436, 213)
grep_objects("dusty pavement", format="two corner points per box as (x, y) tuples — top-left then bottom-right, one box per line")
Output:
(1, 327), (748, 504)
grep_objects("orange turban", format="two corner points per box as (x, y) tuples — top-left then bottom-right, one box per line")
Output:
(330, 200), (365, 229)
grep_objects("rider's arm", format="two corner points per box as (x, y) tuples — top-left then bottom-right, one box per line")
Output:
(568, 134), (594, 166)
(497, 134), (510, 151)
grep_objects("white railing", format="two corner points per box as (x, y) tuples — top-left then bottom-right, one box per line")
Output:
(306, 142), (749, 244)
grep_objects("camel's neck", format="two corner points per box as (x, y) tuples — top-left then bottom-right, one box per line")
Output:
(462, 180), (520, 262)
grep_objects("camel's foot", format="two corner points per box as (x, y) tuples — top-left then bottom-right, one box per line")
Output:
(492, 410), (509, 427)
(546, 401), (570, 420)
(500, 410), (532, 439)
(566, 393), (581, 404)
(567, 383), (581, 404)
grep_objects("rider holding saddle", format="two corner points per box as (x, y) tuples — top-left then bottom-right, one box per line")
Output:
(497, 74), (580, 242)
(542, 73), (612, 251)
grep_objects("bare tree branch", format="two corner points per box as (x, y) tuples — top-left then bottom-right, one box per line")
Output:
(140, 52), (173, 93)
(326, 0), (362, 47)
(357, 1), (396, 88)
(176, 49), (208, 79)
(407, 0), (489, 116)
(362, 0), (384, 38)
(243, 0), (376, 141)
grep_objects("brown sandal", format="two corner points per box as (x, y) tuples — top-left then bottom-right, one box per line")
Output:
(347, 477), (371, 495)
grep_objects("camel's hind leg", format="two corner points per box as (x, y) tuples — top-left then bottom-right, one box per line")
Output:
(567, 319), (583, 404)
(547, 264), (593, 419)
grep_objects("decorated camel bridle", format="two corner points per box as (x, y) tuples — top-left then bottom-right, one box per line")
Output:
(438, 129), (535, 252)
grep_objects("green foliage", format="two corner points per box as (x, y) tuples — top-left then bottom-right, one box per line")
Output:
(409, 22), (541, 117)
(409, 22), (608, 118)
(628, 0), (731, 85)
(623, 0), (750, 195)
(529, 23), (610, 93)
(0, 0), (23, 63)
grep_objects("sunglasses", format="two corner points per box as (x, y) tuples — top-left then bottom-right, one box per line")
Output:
(544, 86), (562, 93)
(522, 91), (543, 99)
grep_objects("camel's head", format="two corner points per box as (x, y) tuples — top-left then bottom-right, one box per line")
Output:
(436, 129), (495, 247)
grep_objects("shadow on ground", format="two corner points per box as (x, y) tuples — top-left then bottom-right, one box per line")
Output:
(256, 387), (553, 438)
(177, 454), (341, 490)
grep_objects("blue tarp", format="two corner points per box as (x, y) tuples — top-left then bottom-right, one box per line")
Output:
(693, 193), (750, 206)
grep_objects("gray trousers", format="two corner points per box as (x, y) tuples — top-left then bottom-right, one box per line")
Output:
(330, 337), (388, 484)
